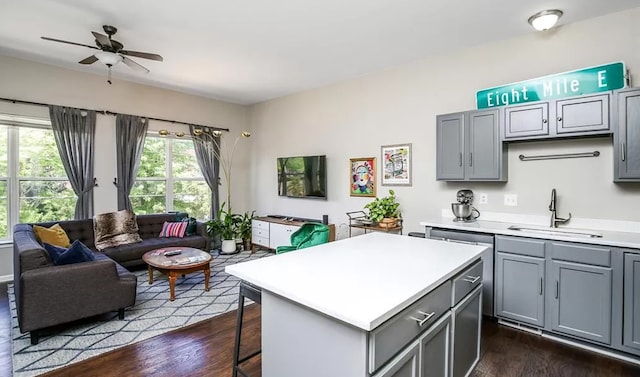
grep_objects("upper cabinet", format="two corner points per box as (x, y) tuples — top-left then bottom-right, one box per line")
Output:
(504, 93), (611, 141)
(614, 88), (640, 181)
(436, 109), (507, 182)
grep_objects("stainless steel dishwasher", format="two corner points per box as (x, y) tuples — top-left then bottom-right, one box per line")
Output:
(426, 227), (495, 317)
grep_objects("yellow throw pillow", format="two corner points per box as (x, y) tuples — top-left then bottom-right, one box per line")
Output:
(33, 224), (71, 248)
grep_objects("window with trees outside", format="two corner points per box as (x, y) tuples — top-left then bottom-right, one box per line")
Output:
(0, 118), (75, 240)
(132, 135), (211, 220)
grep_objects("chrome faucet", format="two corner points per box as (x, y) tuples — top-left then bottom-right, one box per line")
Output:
(549, 188), (571, 228)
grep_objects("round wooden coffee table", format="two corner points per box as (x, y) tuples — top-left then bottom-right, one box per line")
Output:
(142, 247), (212, 301)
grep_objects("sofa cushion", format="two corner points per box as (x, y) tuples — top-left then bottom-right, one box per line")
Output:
(33, 223), (71, 247)
(102, 236), (208, 266)
(93, 210), (143, 250)
(181, 217), (198, 236)
(159, 221), (188, 238)
(43, 242), (67, 262)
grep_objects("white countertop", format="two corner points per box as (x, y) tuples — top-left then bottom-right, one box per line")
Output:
(225, 232), (485, 331)
(420, 217), (640, 249)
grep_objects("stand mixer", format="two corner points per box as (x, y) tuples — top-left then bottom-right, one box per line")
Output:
(451, 189), (480, 222)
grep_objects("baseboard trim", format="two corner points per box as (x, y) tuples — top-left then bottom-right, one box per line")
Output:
(541, 333), (640, 366)
(0, 274), (13, 283)
(497, 318), (640, 366)
(497, 319), (543, 335)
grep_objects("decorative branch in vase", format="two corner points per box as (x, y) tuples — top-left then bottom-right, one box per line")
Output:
(192, 128), (251, 213)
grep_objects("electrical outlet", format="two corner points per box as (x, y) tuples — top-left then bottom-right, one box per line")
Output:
(478, 193), (488, 204)
(504, 194), (518, 206)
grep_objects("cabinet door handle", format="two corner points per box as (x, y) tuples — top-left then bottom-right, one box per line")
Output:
(557, 117), (562, 122)
(543, 119), (548, 124)
(410, 311), (436, 327)
(462, 275), (480, 284)
(621, 143), (626, 162)
(469, 152), (473, 167)
(539, 277), (543, 295)
(459, 152), (463, 167)
(555, 280), (559, 299)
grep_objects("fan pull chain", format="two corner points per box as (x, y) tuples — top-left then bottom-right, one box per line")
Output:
(107, 64), (113, 85)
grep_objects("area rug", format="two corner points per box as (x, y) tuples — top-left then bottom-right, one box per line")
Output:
(9, 249), (271, 377)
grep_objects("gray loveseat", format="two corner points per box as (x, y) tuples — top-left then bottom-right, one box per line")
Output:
(13, 212), (212, 344)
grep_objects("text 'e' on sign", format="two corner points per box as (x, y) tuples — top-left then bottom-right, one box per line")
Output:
(476, 62), (627, 109)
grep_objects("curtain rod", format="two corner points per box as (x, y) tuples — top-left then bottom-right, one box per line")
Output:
(0, 97), (230, 132)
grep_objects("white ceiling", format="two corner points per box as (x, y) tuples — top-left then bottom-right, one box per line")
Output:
(0, 0), (638, 105)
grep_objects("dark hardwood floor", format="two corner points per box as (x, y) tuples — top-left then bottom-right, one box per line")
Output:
(1, 281), (639, 377)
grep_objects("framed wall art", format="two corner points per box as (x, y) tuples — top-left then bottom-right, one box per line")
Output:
(381, 143), (412, 186)
(350, 157), (376, 197)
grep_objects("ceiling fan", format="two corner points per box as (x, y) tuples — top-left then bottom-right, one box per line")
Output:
(41, 25), (163, 84)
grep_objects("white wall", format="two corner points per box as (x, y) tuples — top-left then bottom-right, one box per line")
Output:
(0, 55), (252, 279)
(249, 8), (640, 237)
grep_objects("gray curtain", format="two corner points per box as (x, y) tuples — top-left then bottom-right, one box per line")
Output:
(48, 105), (96, 219)
(116, 114), (148, 211)
(190, 125), (220, 219)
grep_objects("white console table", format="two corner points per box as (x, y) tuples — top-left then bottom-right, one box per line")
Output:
(251, 216), (336, 251)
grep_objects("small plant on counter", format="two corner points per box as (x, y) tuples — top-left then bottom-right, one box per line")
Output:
(364, 189), (400, 224)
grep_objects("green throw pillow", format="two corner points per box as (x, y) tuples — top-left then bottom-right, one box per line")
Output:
(180, 217), (198, 236)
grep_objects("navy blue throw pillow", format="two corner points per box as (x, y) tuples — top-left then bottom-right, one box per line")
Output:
(54, 240), (96, 265)
(43, 242), (67, 264)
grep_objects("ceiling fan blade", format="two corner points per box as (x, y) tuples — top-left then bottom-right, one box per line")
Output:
(120, 50), (163, 62)
(121, 56), (150, 74)
(41, 36), (99, 50)
(78, 55), (98, 64)
(91, 31), (112, 48)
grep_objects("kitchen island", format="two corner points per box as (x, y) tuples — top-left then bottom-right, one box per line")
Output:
(226, 232), (486, 377)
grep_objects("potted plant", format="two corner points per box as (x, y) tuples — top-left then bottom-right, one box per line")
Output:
(206, 202), (241, 254)
(364, 189), (400, 228)
(237, 210), (256, 252)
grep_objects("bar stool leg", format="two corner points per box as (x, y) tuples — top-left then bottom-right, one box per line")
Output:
(232, 289), (246, 377)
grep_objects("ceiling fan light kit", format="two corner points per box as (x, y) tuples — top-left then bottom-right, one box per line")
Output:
(41, 24), (163, 85)
(528, 9), (563, 31)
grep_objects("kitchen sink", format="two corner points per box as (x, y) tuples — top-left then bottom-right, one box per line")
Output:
(507, 225), (603, 238)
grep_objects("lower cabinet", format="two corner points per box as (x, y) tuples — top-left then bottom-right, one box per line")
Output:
(420, 313), (451, 377)
(451, 286), (482, 377)
(624, 253), (640, 351)
(495, 252), (545, 327)
(374, 340), (420, 377)
(549, 260), (612, 344)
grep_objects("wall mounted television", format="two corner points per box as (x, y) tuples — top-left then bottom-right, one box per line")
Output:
(277, 155), (327, 199)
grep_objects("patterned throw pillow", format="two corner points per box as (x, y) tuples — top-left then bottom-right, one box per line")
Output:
(33, 223), (71, 248)
(93, 210), (143, 250)
(159, 221), (188, 238)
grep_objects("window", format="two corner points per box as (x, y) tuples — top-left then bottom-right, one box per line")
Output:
(133, 135), (211, 220)
(0, 117), (75, 240)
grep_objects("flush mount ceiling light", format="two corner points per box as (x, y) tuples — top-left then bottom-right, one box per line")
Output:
(528, 9), (563, 31)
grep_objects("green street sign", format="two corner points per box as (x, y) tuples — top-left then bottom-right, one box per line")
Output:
(476, 62), (627, 109)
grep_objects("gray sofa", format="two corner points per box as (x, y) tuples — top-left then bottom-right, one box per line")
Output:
(13, 212), (212, 344)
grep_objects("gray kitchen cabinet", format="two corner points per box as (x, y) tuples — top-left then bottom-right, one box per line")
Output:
(451, 285), (482, 377)
(495, 252), (545, 327)
(436, 113), (465, 180)
(436, 109), (506, 181)
(624, 253), (640, 351)
(420, 313), (451, 377)
(549, 260), (612, 344)
(504, 102), (550, 139)
(503, 93), (610, 141)
(373, 339), (420, 377)
(614, 88), (640, 181)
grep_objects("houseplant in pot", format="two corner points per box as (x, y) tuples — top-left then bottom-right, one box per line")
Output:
(237, 210), (256, 252)
(364, 189), (400, 228)
(207, 202), (241, 254)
